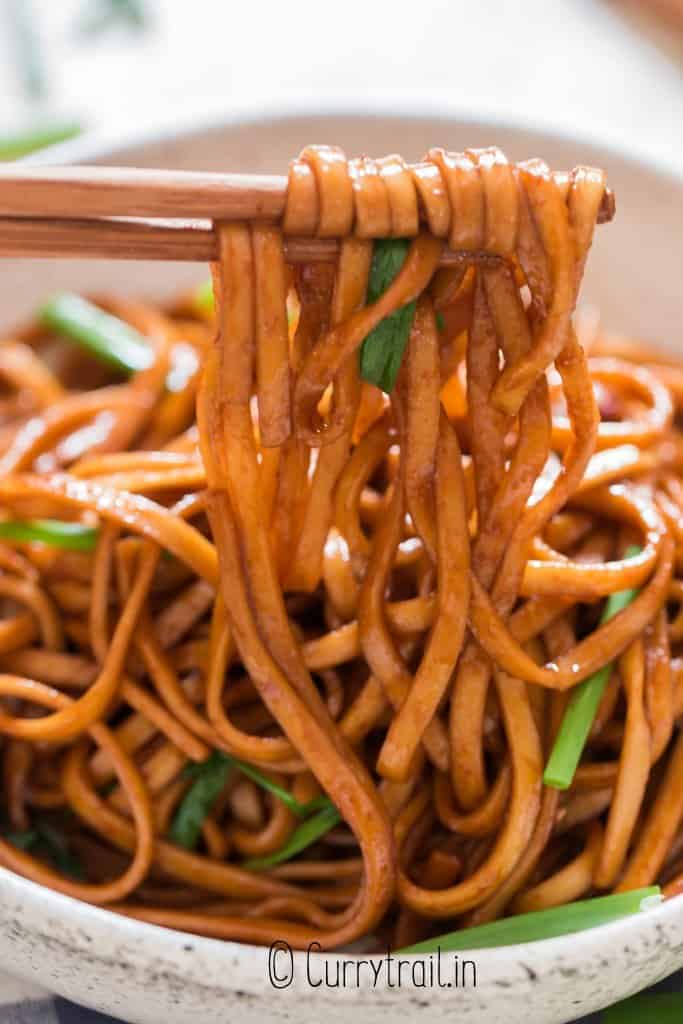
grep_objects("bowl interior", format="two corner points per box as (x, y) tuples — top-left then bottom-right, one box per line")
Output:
(1, 111), (683, 1024)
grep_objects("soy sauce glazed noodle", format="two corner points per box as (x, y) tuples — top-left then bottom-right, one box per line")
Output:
(0, 144), (681, 952)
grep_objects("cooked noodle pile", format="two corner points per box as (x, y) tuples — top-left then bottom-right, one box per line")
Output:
(0, 145), (682, 951)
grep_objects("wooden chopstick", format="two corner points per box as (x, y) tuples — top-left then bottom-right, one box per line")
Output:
(0, 216), (509, 264)
(0, 167), (287, 221)
(0, 164), (615, 222)
(0, 164), (615, 263)
(0, 216), (217, 262)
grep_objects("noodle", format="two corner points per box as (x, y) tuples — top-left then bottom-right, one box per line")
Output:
(0, 144), (680, 951)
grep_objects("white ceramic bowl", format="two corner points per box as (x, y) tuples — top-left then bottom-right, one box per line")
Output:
(1, 108), (683, 1024)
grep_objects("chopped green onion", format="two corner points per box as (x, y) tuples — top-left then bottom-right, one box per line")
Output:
(543, 545), (642, 790)
(183, 751), (332, 819)
(244, 804), (341, 870)
(360, 239), (416, 393)
(171, 750), (335, 852)
(0, 519), (98, 551)
(195, 279), (215, 314)
(398, 887), (660, 954)
(603, 994), (683, 1023)
(33, 821), (85, 879)
(5, 829), (39, 851)
(170, 751), (233, 850)
(5, 821), (85, 879)
(436, 311), (446, 332)
(40, 294), (152, 375)
(194, 280), (298, 329)
(0, 121), (82, 162)
(231, 759), (332, 820)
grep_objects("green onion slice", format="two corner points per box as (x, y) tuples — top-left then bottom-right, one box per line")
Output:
(0, 121), (82, 162)
(543, 545), (642, 790)
(399, 887), (660, 954)
(194, 280), (296, 330)
(4, 822), (85, 879)
(5, 829), (38, 850)
(169, 751), (233, 850)
(171, 751), (334, 851)
(360, 239), (416, 393)
(603, 994), (683, 1023)
(232, 759), (332, 819)
(244, 805), (341, 871)
(0, 519), (98, 551)
(40, 293), (152, 375)
(194, 279), (215, 314)
(32, 821), (85, 879)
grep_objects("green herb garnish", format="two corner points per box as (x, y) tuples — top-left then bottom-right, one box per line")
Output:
(171, 751), (334, 851)
(5, 822), (85, 880)
(0, 121), (82, 162)
(544, 545), (642, 790)
(244, 804), (341, 871)
(603, 994), (683, 1023)
(33, 821), (85, 879)
(399, 887), (660, 954)
(0, 519), (98, 551)
(40, 293), (152, 375)
(194, 279), (297, 329)
(359, 239), (416, 393)
(194, 279), (215, 315)
(233, 759), (331, 820)
(5, 829), (38, 850)
(170, 751), (233, 850)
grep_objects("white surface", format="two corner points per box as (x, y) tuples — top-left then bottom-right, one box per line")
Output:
(0, 0), (682, 177)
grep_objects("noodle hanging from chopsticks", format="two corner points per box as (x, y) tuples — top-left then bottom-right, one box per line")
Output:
(0, 144), (680, 951)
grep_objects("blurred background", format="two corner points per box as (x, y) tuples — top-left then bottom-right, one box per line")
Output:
(0, 0), (681, 175)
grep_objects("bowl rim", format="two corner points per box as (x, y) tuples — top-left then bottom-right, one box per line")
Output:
(1, 861), (679, 977)
(27, 95), (683, 189)
(7, 102), (683, 978)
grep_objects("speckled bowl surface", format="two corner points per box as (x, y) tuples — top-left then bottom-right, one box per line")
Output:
(0, 106), (682, 1024)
